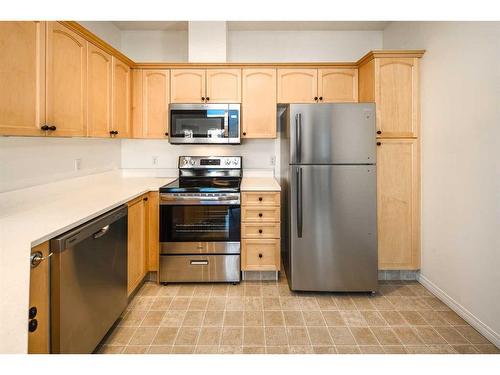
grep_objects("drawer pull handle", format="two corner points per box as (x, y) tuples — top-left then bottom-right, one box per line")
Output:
(190, 260), (208, 265)
(258, 197), (263, 201)
(258, 213), (263, 217)
(258, 229), (263, 234)
(258, 253), (263, 258)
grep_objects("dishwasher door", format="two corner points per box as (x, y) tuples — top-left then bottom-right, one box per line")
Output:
(50, 205), (128, 354)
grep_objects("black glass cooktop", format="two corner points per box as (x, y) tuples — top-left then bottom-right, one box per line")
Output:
(160, 177), (241, 193)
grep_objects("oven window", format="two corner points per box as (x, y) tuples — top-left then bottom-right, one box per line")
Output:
(160, 205), (240, 242)
(170, 110), (225, 138)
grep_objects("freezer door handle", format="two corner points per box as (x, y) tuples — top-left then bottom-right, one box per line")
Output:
(296, 167), (303, 238)
(295, 113), (302, 163)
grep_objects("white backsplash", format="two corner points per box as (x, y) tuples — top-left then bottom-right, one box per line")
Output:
(120, 138), (280, 178)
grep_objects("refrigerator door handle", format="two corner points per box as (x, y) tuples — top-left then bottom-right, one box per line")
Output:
(295, 113), (302, 163)
(296, 167), (303, 238)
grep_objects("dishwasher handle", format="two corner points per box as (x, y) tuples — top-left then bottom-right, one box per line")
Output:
(93, 225), (110, 239)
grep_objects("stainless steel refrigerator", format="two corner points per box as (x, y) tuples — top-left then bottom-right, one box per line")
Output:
(278, 103), (378, 292)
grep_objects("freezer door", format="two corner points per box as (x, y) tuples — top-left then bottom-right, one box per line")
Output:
(289, 103), (376, 164)
(289, 165), (377, 292)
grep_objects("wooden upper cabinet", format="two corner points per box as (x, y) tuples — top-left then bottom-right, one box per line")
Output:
(318, 68), (358, 103)
(170, 69), (205, 103)
(377, 138), (420, 270)
(242, 68), (277, 138)
(46, 22), (87, 137)
(87, 43), (112, 137)
(112, 57), (131, 138)
(141, 70), (170, 139)
(277, 69), (318, 103)
(206, 69), (241, 103)
(0, 21), (46, 136)
(376, 58), (419, 138)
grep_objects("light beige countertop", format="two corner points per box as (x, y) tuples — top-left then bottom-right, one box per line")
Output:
(0, 171), (174, 353)
(240, 177), (281, 191)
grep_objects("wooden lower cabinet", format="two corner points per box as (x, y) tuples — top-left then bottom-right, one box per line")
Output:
(28, 242), (50, 354)
(377, 138), (420, 270)
(241, 191), (281, 272)
(147, 191), (160, 274)
(127, 194), (148, 295)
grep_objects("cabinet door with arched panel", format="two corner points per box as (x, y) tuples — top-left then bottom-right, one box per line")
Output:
(277, 69), (318, 103)
(318, 68), (358, 103)
(170, 69), (205, 103)
(206, 69), (241, 103)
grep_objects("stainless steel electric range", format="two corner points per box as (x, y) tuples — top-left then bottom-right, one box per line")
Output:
(159, 156), (242, 283)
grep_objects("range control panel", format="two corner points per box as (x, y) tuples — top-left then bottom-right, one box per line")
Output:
(179, 156), (242, 169)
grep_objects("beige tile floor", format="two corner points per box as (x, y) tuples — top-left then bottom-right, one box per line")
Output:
(98, 274), (499, 354)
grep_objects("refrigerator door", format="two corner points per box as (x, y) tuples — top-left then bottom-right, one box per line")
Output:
(289, 103), (376, 165)
(288, 165), (377, 292)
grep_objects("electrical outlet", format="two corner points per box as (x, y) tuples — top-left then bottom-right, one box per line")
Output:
(269, 156), (276, 166)
(152, 156), (159, 165)
(74, 159), (82, 171)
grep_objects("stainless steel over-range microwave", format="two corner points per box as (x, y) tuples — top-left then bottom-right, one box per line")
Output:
(169, 103), (240, 144)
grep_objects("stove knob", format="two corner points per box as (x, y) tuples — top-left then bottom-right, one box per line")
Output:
(232, 159), (238, 166)
(225, 159), (231, 166)
(189, 159), (196, 166)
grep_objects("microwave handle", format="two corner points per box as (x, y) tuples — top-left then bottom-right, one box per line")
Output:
(224, 112), (229, 137)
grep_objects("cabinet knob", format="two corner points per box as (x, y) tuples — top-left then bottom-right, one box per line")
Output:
(258, 213), (263, 217)
(258, 253), (263, 258)
(28, 319), (38, 333)
(376, 142), (381, 146)
(319, 97), (323, 101)
(48, 126), (56, 131)
(258, 229), (263, 234)
(165, 132), (169, 136)
(258, 197), (263, 201)
(376, 130), (382, 135)
(29, 306), (37, 319)
(206, 97), (210, 101)
(314, 97), (318, 101)
(41, 125), (50, 131)
(201, 97), (205, 101)
(242, 132), (246, 136)
(143, 197), (148, 201)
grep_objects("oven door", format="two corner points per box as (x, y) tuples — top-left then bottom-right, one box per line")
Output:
(160, 204), (241, 254)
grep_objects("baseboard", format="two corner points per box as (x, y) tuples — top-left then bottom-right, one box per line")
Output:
(418, 274), (500, 349)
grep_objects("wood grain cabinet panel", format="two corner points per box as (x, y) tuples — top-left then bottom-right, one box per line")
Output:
(241, 223), (280, 239)
(375, 57), (419, 138)
(170, 69), (205, 103)
(377, 139), (420, 270)
(0, 21), (46, 136)
(318, 68), (358, 103)
(87, 43), (112, 137)
(46, 22), (87, 137)
(28, 242), (50, 354)
(127, 194), (148, 295)
(242, 239), (280, 271)
(141, 69), (169, 138)
(147, 191), (159, 273)
(206, 69), (241, 103)
(277, 69), (318, 103)
(112, 57), (131, 138)
(241, 68), (276, 138)
(242, 192), (280, 206)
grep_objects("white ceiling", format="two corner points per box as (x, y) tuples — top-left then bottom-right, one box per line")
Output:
(112, 21), (390, 32)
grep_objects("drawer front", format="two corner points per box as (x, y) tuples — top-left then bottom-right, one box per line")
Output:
(242, 239), (280, 271)
(241, 206), (280, 222)
(241, 223), (280, 239)
(160, 254), (241, 282)
(242, 192), (280, 206)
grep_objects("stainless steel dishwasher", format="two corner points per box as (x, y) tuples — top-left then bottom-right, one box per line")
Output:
(50, 205), (128, 354)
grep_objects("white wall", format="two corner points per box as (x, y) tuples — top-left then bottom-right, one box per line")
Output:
(0, 137), (121, 193)
(188, 21), (227, 62)
(78, 21), (122, 50)
(121, 30), (188, 62)
(228, 30), (383, 62)
(383, 21), (500, 344)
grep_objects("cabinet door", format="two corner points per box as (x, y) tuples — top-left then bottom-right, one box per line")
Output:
(112, 57), (131, 138)
(170, 69), (205, 103)
(375, 58), (419, 137)
(318, 68), (358, 103)
(0, 21), (46, 136)
(147, 192), (159, 273)
(28, 242), (50, 354)
(142, 70), (170, 138)
(277, 69), (317, 103)
(377, 139), (420, 270)
(87, 43), (112, 137)
(206, 69), (241, 103)
(128, 195), (147, 295)
(241, 68), (276, 138)
(46, 22), (87, 137)
(131, 69), (143, 138)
